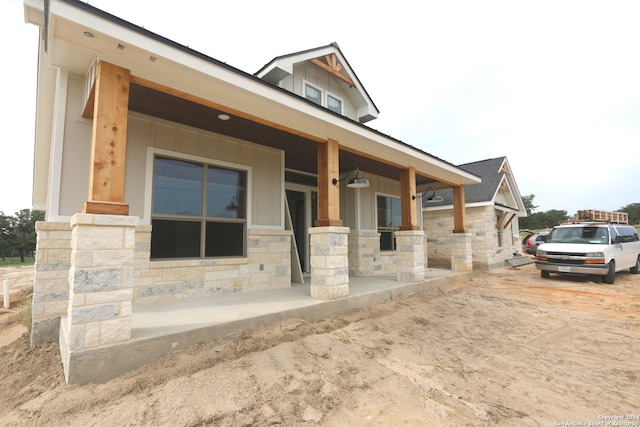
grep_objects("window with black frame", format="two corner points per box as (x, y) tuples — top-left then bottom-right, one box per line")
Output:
(151, 156), (247, 259)
(377, 195), (401, 251)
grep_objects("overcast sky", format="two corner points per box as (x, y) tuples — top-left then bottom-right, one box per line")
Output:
(1, 0), (638, 217)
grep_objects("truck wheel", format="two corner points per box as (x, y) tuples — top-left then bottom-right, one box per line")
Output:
(541, 270), (550, 279)
(603, 261), (615, 284)
(631, 255), (640, 274)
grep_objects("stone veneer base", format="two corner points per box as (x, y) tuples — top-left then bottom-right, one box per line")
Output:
(309, 227), (350, 300)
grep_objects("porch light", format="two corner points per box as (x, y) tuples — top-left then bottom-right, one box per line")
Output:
(412, 187), (443, 203)
(225, 196), (239, 211)
(332, 167), (370, 188)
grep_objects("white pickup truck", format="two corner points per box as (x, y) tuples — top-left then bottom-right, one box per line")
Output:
(535, 223), (640, 284)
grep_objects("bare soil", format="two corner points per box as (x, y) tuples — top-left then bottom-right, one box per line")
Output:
(1, 263), (639, 426)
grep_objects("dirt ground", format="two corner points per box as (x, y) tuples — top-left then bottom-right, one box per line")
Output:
(1, 262), (639, 426)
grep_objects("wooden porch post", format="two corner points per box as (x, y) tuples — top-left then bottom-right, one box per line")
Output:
(315, 138), (342, 226)
(83, 61), (131, 215)
(453, 185), (467, 233)
(400, 167), (419, 230)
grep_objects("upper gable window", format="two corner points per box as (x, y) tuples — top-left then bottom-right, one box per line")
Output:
(303, 80), (344, 115)
(304, 83), (322, 105)
(327, 94), (343, 114)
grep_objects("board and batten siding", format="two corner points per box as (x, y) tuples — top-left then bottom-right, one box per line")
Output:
(292, 63), (358, 122)
(58, 73), (93, 218)
(339, 173), (403, 232)
(127, 113), (284, 228)
(53, 77), (284, 228)
(495, 190), (517, 209)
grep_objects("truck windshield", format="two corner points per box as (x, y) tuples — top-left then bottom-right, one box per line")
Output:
(546, 226), (609, 244)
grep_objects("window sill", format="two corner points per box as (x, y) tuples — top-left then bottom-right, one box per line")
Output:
(149, 257), (249, 269)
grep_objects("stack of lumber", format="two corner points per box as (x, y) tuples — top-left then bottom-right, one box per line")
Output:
(577, 209), (628, 224)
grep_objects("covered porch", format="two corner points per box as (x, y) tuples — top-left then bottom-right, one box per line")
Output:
(25, 0), (481, 386)
(60, 269), (471, 384)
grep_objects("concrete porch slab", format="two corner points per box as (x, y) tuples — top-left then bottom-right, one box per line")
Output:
(62, 269), (471, 384)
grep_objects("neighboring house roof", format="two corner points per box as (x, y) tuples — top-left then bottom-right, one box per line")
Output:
(255, 42), (379, 123)
(421, 156), (526, 215)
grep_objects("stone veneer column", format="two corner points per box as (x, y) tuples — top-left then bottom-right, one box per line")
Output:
(423, 234), (429, 269)
(451, 232), (473, 272)
(59, 213), (137, 383)
(348, 231), (382, 276)
(309, 226), (349, 300)
(31, 221), (72, 345)
(395, 230), (425, 282)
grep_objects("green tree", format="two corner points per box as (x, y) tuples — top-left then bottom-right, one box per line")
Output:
(521, 194), (538, 216)
(618, 203), (640, 225)
(0, 212), (10, 260)
(520, 206), (568, 230)
(7, 209), (45, 262)
(521, 211), (542, 230)
(519, 194), (544, 229)
(543, 209), (569, 228)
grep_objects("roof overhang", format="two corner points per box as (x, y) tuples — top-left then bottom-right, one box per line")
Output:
(25, 0), (480, 199)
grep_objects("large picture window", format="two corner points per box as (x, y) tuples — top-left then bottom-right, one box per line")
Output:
(377, 195), (401, 251)
(151, 156), (247, 259)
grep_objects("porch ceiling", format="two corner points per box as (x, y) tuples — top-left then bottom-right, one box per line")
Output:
(129, 84), (441, 187)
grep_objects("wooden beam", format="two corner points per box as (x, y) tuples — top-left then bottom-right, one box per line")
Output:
(504, 213), (516, 228)
(130, 76), (327, 144)
(452, 185), (467, 233)
(131, 76), (464, 187)
(83, 201), (129, 216)
(325, 54), (342, 72)
(496, 211), (509, 229)
(400, 167), (419, 230)
(315, 139), (342, 227)
(310, 57), (356, 87)
(337, 144), (463, 187)
(83, 61), (130, 216)
(82, 81), (95, 119)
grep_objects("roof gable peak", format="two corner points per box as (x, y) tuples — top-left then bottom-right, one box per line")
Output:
(255, 43), (379, 123)
(309, 53), (355, 87)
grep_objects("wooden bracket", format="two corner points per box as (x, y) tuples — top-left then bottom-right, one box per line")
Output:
(310, 54), (356, 87)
